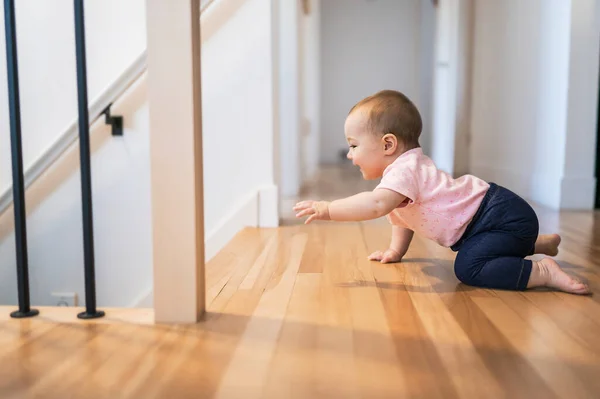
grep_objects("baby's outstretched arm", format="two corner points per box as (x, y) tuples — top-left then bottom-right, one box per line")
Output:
(294, 189), (406, 224)
(369, 226), (413, 263)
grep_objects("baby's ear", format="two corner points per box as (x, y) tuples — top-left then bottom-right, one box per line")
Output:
(382, 133), (397, 153)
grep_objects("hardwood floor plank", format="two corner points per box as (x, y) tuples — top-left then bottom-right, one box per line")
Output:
(495, 290), (600, 391)
(362, 223), (460, 399)
(306, 224), (361, 398)
(262, 273), (322, 398)
(340, 224), (409, 398)
(404, 263), (505, 398)
(515, 291), (600, 354)
(0, 319), (57, 362)
(361, 223), (509, 397)
(473, 296), (597, 399)
(3, 165), (600, 397)
(206, 228), (273, 306)
(17, 324), (140, 399)
(207, 229), (276, 312)
(239, 234), (279, 290)
(213, 232), (307, 398)
(0, 323), (116, 398)
(298, 224), (325, 273)
(424, 265), (560, 398)
(401, 237), (562, 398)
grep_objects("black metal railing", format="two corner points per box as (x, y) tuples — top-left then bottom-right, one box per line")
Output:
(73, 0), (105, 320)
(4, 0), (38, 319)
(3, 0), (105, 319)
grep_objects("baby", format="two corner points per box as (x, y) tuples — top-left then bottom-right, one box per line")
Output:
(294, 90), (590, 294)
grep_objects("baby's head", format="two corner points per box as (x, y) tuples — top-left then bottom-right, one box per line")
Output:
(344, 90), (422, 180)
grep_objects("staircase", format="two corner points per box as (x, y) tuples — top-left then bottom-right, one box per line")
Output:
(0, 0), (280, 311)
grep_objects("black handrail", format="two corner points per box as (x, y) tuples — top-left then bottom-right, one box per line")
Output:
(4, 0), (39, 319)
(74, 0), (105, 320)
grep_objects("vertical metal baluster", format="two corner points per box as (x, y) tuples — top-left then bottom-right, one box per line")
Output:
(74, 0), (104, 319)
(4, 0), (39, 319)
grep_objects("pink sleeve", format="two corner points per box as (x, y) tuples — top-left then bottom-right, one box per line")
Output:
(375, 165), (418, 204)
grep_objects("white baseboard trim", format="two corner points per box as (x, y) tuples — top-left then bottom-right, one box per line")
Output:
(131, 185), (275, 308)
(560, 176), (596, 209)
(205, 190), (259, 261)
(130, 289), (153, 308)
(258, 184), (279, 227)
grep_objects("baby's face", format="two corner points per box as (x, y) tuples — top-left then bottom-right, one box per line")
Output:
(344, 110), (388, 180)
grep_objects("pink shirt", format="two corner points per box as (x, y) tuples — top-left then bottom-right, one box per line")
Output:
(375, 148), (489, 247)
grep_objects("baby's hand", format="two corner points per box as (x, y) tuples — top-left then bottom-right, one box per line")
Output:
(293, 200), (331, 224)
(368, 249), (402, 264)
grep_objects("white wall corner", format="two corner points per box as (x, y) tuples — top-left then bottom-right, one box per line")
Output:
(258, 184), (279, 227)
(560, 176), (596, 210)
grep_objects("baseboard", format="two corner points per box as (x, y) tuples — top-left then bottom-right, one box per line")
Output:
(131, 187), (266, 308)
(560, 176), (596, 209)
(258, 184), (279, 227)
(530, 173), (561, 209)
(205, 190), (259, 260)
(130, 289), (153, 308)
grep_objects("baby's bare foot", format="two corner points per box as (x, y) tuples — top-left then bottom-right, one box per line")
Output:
(528, 258), (591, 294)
(534, 234), (561, 256)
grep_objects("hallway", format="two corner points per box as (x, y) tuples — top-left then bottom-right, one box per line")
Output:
(1, 165), (600, 398)
(280, 162), (378, 225)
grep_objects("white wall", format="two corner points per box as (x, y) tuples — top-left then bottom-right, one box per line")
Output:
(0, 0), (147, 194)
(431, 0), (473, 176)
(469, 0), (599, 209)
(470, 0), (562, 206)
(561, 0), (600, 208)
(301, 0), (321, 181)
(431, 0), (459, 174)
(533, 0), (571, 207)
(0, 0), (279, 307)
(419, 0), (436, 156)
(320, 0), (431, 164)
(277, 0), (322, 198)
(278, 0), (301, 197)
(201, 0), (278, 231)
(451, 0), (474, 177)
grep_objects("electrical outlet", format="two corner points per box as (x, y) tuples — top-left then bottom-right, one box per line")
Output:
(51, 292), (78, 307)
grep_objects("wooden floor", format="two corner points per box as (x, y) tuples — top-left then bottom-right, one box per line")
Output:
(2, 165), (600, 398)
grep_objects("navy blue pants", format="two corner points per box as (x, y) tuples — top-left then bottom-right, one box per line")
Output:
(450, 183), (539, 291)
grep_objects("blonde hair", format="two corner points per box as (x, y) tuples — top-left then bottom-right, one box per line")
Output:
(349, 90), (422, 147)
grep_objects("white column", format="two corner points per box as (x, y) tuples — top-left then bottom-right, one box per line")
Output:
(561, 0), (600, 209)
(145, 0), (205, 323)
(278, 0), (301, 198)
